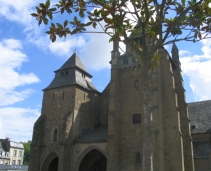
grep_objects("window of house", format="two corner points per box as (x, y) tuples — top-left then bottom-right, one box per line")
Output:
(123, 58), (128, 65)
(53, 128), (58, 142)
(18, 151), (22, 157)
(133, 114), (141, 124)
(135, 151), (141, 164)
(12, 160), (16, 165)
(18, 160), (21, 165)
(13, 150), (17, 157)
(65, 70), (68, 75)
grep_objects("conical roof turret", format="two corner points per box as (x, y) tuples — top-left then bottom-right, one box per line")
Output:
(55, 52), (91, 77)
(43, 52), (98, 92)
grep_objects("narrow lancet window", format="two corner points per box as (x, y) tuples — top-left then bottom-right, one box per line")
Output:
(53, 129), (58, 142)
(135, 151), (141, 164)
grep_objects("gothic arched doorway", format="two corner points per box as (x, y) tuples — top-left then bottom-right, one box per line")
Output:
(42, 153), (59, 171)
(48, 157), (59, 171)
(79, 149), (107, 171)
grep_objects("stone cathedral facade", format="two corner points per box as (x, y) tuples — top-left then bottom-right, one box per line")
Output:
(29, 41), (211, 171)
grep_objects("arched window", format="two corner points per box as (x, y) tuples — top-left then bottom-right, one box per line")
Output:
(53, 128), (58, 142)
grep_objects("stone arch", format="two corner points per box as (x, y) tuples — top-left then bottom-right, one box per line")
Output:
(41, 152), (59, 171)
(75, 146), (107, 171)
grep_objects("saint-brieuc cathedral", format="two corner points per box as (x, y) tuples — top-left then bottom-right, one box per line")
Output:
(29, 40), (211, 171)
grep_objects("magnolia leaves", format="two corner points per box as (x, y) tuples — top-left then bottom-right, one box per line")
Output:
(31, 0), (211, 69)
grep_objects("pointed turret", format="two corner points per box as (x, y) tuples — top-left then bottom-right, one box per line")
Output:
(43, 52), (98, 92)
(55, 52), (90, 76)
(172, 42), (179, 60)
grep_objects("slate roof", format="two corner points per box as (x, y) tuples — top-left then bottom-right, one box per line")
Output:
(10, 141), (24, 149)
(43, 53), (98, 92)
(74, 125), (108, 143)
(188, 100), (211, 134)
(55, 52), (91, 76)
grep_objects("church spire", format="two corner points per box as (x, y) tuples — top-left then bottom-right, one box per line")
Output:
(172, 42), (179, 60)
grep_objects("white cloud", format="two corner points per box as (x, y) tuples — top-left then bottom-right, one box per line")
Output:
(49, 36), (86, 57)
(180, 40), (211, 101)
(0, 0), (36, 25)
(80, 33), (112, 70)
(0, 39), (40, 106)
(179, 50), (190, 56)
(0, 107), (40, 142)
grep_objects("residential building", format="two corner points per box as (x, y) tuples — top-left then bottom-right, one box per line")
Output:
(0, 139), (24, 166)
(0, 138), (10, 165)
(9, 141), (24, 165)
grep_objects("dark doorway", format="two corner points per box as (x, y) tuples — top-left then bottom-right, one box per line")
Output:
(48, 157), (59, 171)
(79, 149), (106, 171)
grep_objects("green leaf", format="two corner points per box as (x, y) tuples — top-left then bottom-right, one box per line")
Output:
(46, 31), (52, 34)
(43, 18), (48, 25)
(71, 28), (79, 35)
(45, 0), (50, 8)
(47, 12), (53, 20)
(87, 11), (94, 16)
(74, 16), (78, 23)
(64, 20), (68, 28)
(84, 22), (93, 26)
(50, 34), (56, 42)
(93, 22), (97, 28)
(69, 21), (75, 25)
(36, 7), (41, 13)
(60, 7), (65, 14)
(66, 8), (72, 14)
(31, 13), (39, 17)
(38, 19), (42, 25)
(49, 8), (57, 12)
(56, 23), (63, 28)
(79, 11), (85, 18)
(39, 3), (46, 9)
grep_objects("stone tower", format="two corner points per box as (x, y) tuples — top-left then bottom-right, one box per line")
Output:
(29, 42), (196, 171)
(29, 52), (101, 171)
(106, 41), (195, 171)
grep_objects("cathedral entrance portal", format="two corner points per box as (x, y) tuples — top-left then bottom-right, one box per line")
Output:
(42, 153), (59, 171)
(79, 149), (107, 171)
(48, 157), (59, 171)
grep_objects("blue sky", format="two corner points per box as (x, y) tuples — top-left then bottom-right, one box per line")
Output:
(0, 0), (211, 142)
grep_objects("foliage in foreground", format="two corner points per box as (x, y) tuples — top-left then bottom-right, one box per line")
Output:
(22, 140), (31, 165)
(32, 0), (211, 66)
